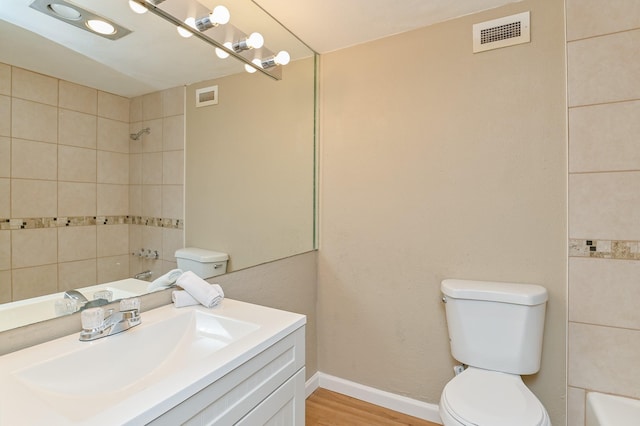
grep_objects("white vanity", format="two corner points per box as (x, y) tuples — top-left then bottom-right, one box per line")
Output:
(0, 299), (306, 425)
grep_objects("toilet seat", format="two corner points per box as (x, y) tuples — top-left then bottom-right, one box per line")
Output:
(440, 367), (551, 426)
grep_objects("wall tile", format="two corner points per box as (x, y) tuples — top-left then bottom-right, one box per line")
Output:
(569, 322), (640, 398)
(130, 96), (142, 123)
(11, 67), (57, 106)
(162, 150), (184, 185)
(162, 185), (183, 220)
(567, 387), (585, 426)
(569, 100), (640, 173)
(58, 145), (96, 182)
(11, 179), (57, 218)
(97, 91), (129, 122)
(97, 224), (129, 257)
(568, 30), (640, 107)
(569, 172), (640, 240)
(142, 152), (163, 184)
(0, 96), (9, 137)
(12, 264), (57, 301)
(0, 230), (9, 270)
(59, 80), (97, 114)
(162, 115), (184, 151)
(129, 153), (142, 185)
(11, 138), (57, 180)
(0, 136), (9, 177)
(142, 91), (162, 120)
(0, 178), (8, 218)
(58, 259), (97, 292)
(162, 86), (184, 117)
(566, 0), (640, 41)
(129, 122), (143, 154)
(97, 151), (129, 184)
(0, 270), (10, 303)
(58, 182), (96, 217)
(97, 117), (129, 153)
(129, 185), (142, 216)
(58, 226), (96, 262)
(142, 185), (162, 217)
(12, 98), (57, 143)
(569, 257), (640, 329)
(142, 225), (162, 255)
(0, 63), (10, 96)
(142, 119), (163, 153)
(11, 228), (57, 268)
(97, 255), (129, 283)
(59, 109), (97, 149)
(97, 184), (128, 216)
(161, 228), (183, 261)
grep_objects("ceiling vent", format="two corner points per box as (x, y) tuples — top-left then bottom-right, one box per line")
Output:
(472, 11), (530, 53)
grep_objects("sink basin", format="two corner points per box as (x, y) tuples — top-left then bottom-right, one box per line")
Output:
(14, 310), (259, 421)
(0, 300), (305, 425)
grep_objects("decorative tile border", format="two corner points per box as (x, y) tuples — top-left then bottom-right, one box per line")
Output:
(0, 216), (183, 230)
(569, 239), (640, 260)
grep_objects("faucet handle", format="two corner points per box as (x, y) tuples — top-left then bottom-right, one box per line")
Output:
(120, 297), (140, 311)
(81, 307), (105, 330)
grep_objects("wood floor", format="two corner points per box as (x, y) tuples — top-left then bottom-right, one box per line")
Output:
(305, 388), (440, 426)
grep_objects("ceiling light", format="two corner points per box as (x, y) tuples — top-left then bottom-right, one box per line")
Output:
(86, 19), (116, 35)
(244, 62), (259, 73)
(195, 5), (230, 31)
(232, 32), (264, 52)
(48, 3), (81, 20)
(177, 17), (196, 38)
(261, 51), (290, 69)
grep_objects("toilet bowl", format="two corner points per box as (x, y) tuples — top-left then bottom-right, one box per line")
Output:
(439, 367), (551, 426)
(439, 279), (551, 426)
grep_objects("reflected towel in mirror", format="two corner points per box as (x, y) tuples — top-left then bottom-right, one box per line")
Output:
(147, 269), (184, 292)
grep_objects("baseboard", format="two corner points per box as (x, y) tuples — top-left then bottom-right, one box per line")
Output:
(305, 372), (442, 424)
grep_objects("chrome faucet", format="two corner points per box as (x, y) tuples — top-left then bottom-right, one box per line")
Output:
(64, 289), (89, 304)
(79, 298), (141, 341)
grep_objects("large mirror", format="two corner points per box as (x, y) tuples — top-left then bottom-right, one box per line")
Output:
(0, 0), (316, 332)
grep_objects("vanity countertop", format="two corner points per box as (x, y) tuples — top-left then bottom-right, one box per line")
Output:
(0, 299), (305, 425)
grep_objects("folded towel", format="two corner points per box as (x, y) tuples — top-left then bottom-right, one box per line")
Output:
(147, 269), (184, 292)
(172, 284), (224, 308)
(175, 271), (225, 308)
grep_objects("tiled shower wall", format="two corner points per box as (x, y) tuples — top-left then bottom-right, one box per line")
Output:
(0, 62), (184, 304)
(566, 1), (640, 424)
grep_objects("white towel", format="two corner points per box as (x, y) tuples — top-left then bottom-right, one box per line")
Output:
(175, 271), (225, 308)
(147, 269), (184, 292)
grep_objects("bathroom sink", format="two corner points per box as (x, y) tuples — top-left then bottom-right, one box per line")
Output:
(0, 300), (305, 425)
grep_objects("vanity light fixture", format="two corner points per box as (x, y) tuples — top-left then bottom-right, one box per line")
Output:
(244, 59), (262, 74)
(195, 5), (230, 32)
(232, 32), (264, 52)
(260, 51), (290, 69)
(128, 0), (166, 14)
(215, 42), (233, 59)
(30, 0), (131, 40)
(177, 17), (196, 38)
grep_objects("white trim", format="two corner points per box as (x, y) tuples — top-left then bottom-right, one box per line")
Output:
(306, 372), (442, 424)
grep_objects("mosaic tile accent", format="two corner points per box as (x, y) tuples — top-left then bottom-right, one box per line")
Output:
(569, 239), (640, 260)
(0, 216), (183, 230)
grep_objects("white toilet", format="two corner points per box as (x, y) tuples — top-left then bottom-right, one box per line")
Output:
(439, 279), (552, 426)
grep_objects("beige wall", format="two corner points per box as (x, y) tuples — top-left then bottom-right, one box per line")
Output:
(566, 1), (640, 424)
(185, 58), (315, 273)
(317, 0), (567, 424)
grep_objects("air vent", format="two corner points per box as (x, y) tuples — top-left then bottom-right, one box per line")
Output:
(473, 11), (530, 53)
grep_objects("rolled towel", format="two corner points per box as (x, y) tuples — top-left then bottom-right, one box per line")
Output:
(172, 284), (224, 308)
(147, 268), (184, 292)
(175, 271), (225, 308)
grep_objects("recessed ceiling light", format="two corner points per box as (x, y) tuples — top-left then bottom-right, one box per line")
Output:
(48, 3), (82, 21)
(86, 19), (116, 35)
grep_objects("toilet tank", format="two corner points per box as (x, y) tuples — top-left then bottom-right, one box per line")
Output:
(441, 279), (548, 375)
(175, 248), (228, 279)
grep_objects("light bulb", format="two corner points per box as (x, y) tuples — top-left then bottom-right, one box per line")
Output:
(215, 42), (233, 59)
(210, 5), (230, 25)
(274, 50), (290, 65)
(128, 0), (147, 14)
(177, 17), (196, 38)
(87, 19), (116, 35)
(246, 32), (264, 49)
(244, 63), (257, 73)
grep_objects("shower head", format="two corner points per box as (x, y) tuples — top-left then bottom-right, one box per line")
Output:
(130, 127), (151, 140)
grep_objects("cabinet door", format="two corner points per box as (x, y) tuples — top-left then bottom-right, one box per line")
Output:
(236, 368), (305, 426)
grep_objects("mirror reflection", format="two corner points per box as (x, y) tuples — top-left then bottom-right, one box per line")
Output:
(0, 0), (316, 332)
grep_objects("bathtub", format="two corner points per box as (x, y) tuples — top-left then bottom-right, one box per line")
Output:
(586, 392), (640, 426)
(0, 278), (150, 332)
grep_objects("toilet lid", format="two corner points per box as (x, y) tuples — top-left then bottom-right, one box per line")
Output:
(442, 368), (548, 426)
